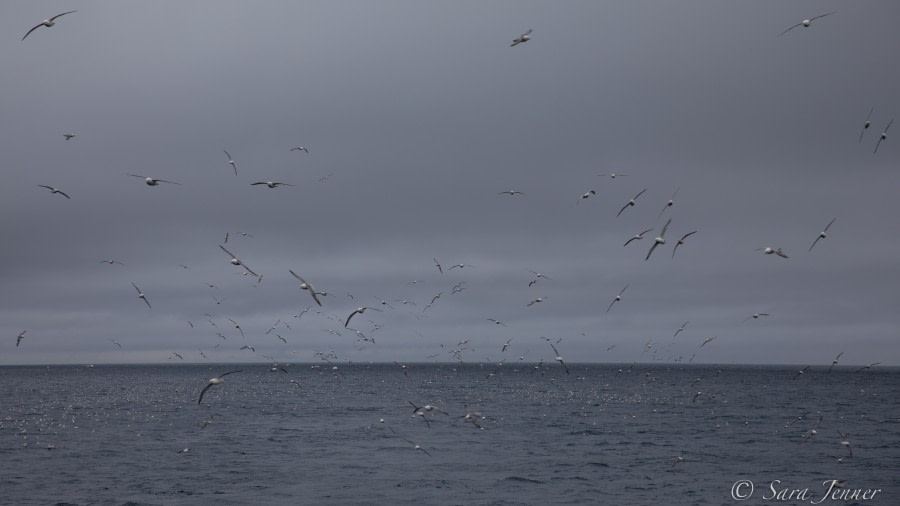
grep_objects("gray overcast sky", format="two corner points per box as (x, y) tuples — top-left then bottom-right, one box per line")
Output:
(2, 1), (898, 366)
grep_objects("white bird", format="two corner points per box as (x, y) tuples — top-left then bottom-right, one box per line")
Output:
(757, 247), (789, 258)
(576, 190), (596, 205)
(597, 172), (628, 179)
(874, 119), (893, 154)
(672, 231), (697, 258)
(549, 342), (570, 374)
(672, 450), (685, 467)
(463, 405), (483, 429)
(226, 317), (244, 338)
(501, 338), (513, 352)
(510, 29), (532, 47)
(63, 133), (76, 141)
(344, 307), (381, 328)
(624, 228), (653, 247)
(488, 318), (506, 327)
(16, 330), (26, 347)
(223, 150), (237, 176)
(111, 339), (122, 349)
(37, 185), (71, 199)
(131, 282), (151, 308)
(99, 259), (124, 265)
(828, 351), (844, 373)
(674, 321), (689, 338)
(854, 362), (880, 373)
(197, 371), (242, 404)
(617, 188), (647, 217)
(218, 245), (259, 277)
(700, 337), (716, 348)
(743, 313), (770, 322)
(289, 270), (322, 307)
(859, 107), (874, 143)
(809, 218), (836, 252)
(793, 365), (811, 380)
(658, 189), (679, 218)
(835, 429), (852, 459)
(251, 181), (294, 188)
(645, 219), (672, 261)
(290, 146), (309, 153)
(498, 190), (526, 196)
(607, 285), (628, 313)
(778, 12), (836, 36)
(22, 11), (77, 40)
(527, 296), (546, 307)
(127, 174), (181, 186)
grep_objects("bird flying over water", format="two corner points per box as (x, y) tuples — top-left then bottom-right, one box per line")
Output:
(658, 189), (679, 218)
(549, 342), (570, 374)
(828, 352), (843, 373)
(498, 190), (526, 196)
(757, 247), (788, 258)
(197, 370), (242, 404)
(576, 190), (596, 205)
(778, 12), (836, 36)
(251, 181), (294, 188)
(290, 146), (309, 153)
(22, 11), (77, 40)
(345, 307), (381, 328)
(16, 330), (27, 347)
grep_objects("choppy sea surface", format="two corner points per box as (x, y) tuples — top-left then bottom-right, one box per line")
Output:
(1, 363), (898, 505)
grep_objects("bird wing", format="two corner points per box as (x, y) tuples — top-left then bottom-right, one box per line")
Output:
(219, 244), (237, 259)
(778, 23), (803, 36)
(660, 218), (672, 237)
(645, 242), (659, 261)
(221, 370), (243, 377)
(824, 217), (836, 232)
(50, 10), (78, 22)
(345, 310), (359, 328)
(198, 383), (214, 404)
(224, 150), (232, 160)
(21, 23), (44, 40)
(620, 285), (629, 296)
(131, 282), (141, 294)
(634, 188), (647, 200)
(157, 179), (181, 185)
(606, 299), (616, 312)
(616, 202), (630, 217)
(57, 190), (71, 199)
(809, 12), (836, 22)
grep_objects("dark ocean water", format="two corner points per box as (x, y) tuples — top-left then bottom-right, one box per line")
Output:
(1, 363), (898, 505)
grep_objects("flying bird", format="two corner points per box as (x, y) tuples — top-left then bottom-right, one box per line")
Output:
(874, 119), (893, 154)
(597, 172), (628, 179)
(672, 231), (697, 258)
(127, 174), (181, 186)
(487, 318), (506, 327)
(111, 339), (122, 348)
(674, 321), (689, 338)
(510, 29), (532, 47)
(645, 219), (672, 261)
(290, 146), (309, 153)
(37, 185), (71, 199)
(549, 342), (570, 374)
(498, 190), (526, 196)
(226, 317), (244, 338)
(99, 259), (124, 265)
(197, 371), (242, 404)
(433, 258), (443, 274)
(700, 337), (716, 348)
(793, 365), (811, 380)
(624, 228), (653, 247)
(616, 188), (647, 217)
(778, 12), (836, 36)
(344, 307), (382, 328)
(223, 150), (237, 176)
(854, 362), (880, 372)
(828, 352), (844, 373)
(22, 11), (77, 40)
(859, 107), (874, 143)
(576, 190), (596, 205)
(289, 270), (322, 307)
(218, 245), (259, 278)
(835, 429), (853, 459)
(658, 189), (679, 218)
(501, 339), (513, 352)
(757, 247), (789, 258)
(131, 282), (151, 308)
(607, 285), (628, 313)
(809, 218), (836, 252)
(527, 296), (546, 307)
(251, 181), (294, 188)
(16, 330), (26, 347)
(63, 133), (76, 141)
(743, 313), (770, 322)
